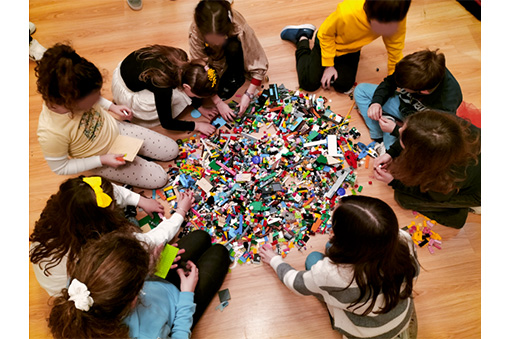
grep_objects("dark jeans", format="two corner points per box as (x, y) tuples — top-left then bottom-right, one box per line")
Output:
(217, 37), (246, 100)
(296, 36), (360, 93)
(394, 190), (480, 229)
(165, 230), (231, 327)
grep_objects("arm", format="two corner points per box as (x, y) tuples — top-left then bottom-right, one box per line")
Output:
(153, 89), (195, 132)
(382, 18), (407, 74)
(317, 12), (340, 68)
(112, 183), (140, 208)
(371, 74), (398, 107)
(45, 155), (103, 175)
(237, 19), (269, 84)
(170, 291), (196, 339)
(135, 213), (184, 247)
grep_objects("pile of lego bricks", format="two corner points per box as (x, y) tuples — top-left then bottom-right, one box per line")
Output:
(139, 84), (379, 266)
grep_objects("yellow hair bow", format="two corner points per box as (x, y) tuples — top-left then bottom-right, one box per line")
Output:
(82, 177), (112, 208)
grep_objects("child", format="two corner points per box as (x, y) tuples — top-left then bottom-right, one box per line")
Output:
(190, 0), (269, 121)
(260, 195), (419, 339)
(354, 49), (463, 149)
(374, 110), (481, 228)
(35, 43), (179, 189)
(30, 175), (195, 296)
(112, 45), (220, 136)
(280, 0), (411, 93)
(48, 230), (230, 338)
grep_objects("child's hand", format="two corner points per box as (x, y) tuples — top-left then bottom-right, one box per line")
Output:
(374, 165), (394, 184)
(100, 154), (126, 168)
(216, 101), (237, 123)
(198, 105), (219, 121)
(170, 246), (186, 270)
(175, 190), (195, 216)
(374, 153), (392, 170)
(109, 104), (133, 121)
(259, 244), (277, 264)
(367, 103), (383, 121)
(238, 93), (251, 116)
(379, 117), (396, 133)
(321, 66), (338, 89)
(138, 196), (164, 217)
(195, 122), (216, 136)
(177, 261), (199, 292)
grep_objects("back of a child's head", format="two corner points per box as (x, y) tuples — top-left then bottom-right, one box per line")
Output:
(364, 0), (411, 23)
(194, 0), (233, 36)
(182, 60), (219, 97)
(395, 49), (446, 91)
(390, 110), (480, 194)
(30, 176), (134, 272)
(35, 43), (103, 110)
(327, 196), (416, 315)
(48, 231), (149, 338)
(136, 45), (189, 88)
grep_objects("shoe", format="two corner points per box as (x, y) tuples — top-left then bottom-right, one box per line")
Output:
(469, 206), (481, 214)
(374, 142), (386, 156)
(127, 0), (143, 11)
(29, 38), (47, 61)
(280, 24), (316, 45)
(29, 22), (36, 35)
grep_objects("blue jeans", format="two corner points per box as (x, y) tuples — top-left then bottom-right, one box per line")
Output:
(305, 242), (332, 270)
(354, 83), (403, 149)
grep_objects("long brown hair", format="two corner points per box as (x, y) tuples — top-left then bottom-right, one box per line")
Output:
(194, 0), (234, 37)
(136, 45), (189, 88)
(48, 231), (150, 338)
(35, 43), (103, 111)
(326, 196), (417, 316)
(389, 110), (480, 194)
(29, 176), (138, 275)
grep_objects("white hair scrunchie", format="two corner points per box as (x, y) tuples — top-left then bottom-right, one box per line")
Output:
(68, 279), (94, 312)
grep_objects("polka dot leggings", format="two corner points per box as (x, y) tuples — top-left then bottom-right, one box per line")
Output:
(94, 121), (179, 189)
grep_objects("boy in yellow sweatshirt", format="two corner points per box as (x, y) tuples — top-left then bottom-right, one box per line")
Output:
(280, 0), (411, 93)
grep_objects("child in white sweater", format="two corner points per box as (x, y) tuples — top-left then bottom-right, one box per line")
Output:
(260, 195), (419, 339)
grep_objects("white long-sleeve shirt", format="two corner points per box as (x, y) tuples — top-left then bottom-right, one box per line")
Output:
(31, 184), (183, 297)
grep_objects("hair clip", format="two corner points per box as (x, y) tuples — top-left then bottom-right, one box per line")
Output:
(206, 67), (217, 87)
(82, 176), (112, 208)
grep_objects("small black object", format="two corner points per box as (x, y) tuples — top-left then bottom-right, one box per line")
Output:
(218, 289), (231, 302)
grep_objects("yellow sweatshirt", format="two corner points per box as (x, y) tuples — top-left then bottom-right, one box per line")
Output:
(317, 0), (407, 74)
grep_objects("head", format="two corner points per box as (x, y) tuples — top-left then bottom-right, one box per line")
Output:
(394, 49), (446, 93)
(136, 45), (189, 88)
(29, 176), (136, 274)
(390, 110), (480, 194)
(181, 60), (219, 98)
(364, 0), (411, 37)
(327, 196), (416, 315)
(48, 231), (150, 338)
(35, 43), (103, 113)
(194, 0), (234, 47)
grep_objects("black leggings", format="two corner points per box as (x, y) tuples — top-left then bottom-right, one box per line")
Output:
(165, 230), (231, 327)
(216, 37), (246, 100)
(296, 36), (360, 93)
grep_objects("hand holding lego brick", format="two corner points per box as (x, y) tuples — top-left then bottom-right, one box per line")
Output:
(374, 153), (392, 169)
(137, 196), (164, 218)
(259, 244), (277, 264)
(100, 153), (126, 168)
(367, 103), (383, 120)
(216, 100), (237, 123)
(177, 261), (199, 292)
(379, 116), (396, 133)
(321, 66), (338, 89)
(175, 190), (195, 217)
(108, 103), (133, 121)
(373, 164), (394, 184)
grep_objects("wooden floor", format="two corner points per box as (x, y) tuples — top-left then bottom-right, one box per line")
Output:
(28, 1), (481, 338)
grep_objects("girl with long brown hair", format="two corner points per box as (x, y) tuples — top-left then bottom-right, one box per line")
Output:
(374, 110), (481, 228)
(112, 44), (221, 136)
(30, 175), (195, 296)
(260, 195), (419, 339)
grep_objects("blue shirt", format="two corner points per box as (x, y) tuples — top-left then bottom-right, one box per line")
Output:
(124, 280), (196, 339)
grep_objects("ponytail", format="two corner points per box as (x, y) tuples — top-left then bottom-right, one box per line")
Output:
(181, 60), (219, 97)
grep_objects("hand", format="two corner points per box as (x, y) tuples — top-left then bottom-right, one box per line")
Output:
(379, 117), (396, 133)
(198, 105), (219, 121)
(175, 190), (195, 216)
(374, 153), (392, 169)
(373, 165), (394, 184)
(177, 261), (199, 292)
(100, 153), (126, 168)
(194, 122), (216, 136)
(137, 196), (164, 217)
(109, 104), (133, 121)
(170, 246), (186, 270)
(237, 93), (251, 116)
(367, 103), (382, 121)
(321, 66), (338, 89)
(216, 100), (237, 123)
(259, 244), (277, 265)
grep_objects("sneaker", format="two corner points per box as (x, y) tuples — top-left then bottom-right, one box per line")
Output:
(374, 142), (386, 156)
(280, 24), (316, 45)
(29, 38), (47, 61)
(29, 22), (36, 35)
(469, 206), (481, 214)
(127, 0), (143, 11)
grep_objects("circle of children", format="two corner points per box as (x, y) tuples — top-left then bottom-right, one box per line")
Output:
(30, 0), (480, 338)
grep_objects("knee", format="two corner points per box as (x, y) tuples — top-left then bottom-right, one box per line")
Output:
(333, 78), (355, 94)
(210, 244), (232, 269)
(150, 166), (170, 189)
(161, 138), (180, 161)
(190, 230), (213, 248)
